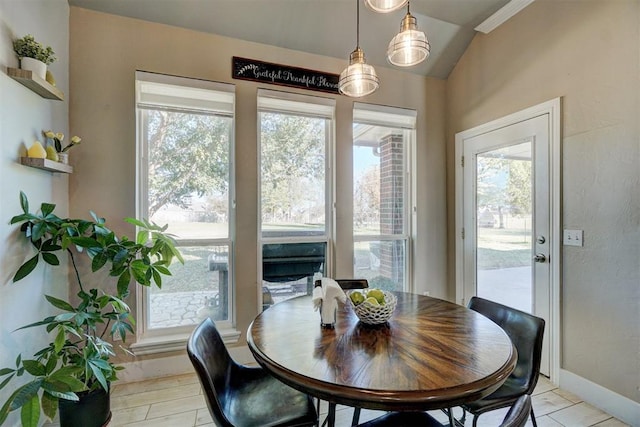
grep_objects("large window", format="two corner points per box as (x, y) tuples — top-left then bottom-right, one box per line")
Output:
(134, 72), (235, 349)
(353, 103), (416, 291)
(258, 90), (335, 307)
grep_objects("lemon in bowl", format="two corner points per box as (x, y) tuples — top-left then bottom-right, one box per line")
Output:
(350, 289), (397, 325)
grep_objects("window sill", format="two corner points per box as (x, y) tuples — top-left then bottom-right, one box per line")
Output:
(130, 327), (241, 356)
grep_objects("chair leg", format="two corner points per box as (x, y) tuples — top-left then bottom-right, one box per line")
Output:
(447, 408), (456, 426)
(451, 408), (466, 427)
(320, 403), (337, 427)
(458, 408), (467, 426)
(351, 407), (361, 426)
(530, 407), (538, 427)
(326, 403), (336, 427)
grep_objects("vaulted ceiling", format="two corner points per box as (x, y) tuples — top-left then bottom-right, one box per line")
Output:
(68, 0), (525, 79)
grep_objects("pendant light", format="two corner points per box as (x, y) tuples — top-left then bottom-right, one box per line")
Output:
(339, 0), (379, 97)
(387, 1), (430, 67)
(364, 0), (408, 13)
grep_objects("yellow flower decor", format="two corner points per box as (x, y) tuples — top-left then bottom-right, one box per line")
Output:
(43, 130), (82, 153)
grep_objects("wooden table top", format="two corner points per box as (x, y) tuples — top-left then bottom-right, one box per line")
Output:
(247, 292), (516, 411)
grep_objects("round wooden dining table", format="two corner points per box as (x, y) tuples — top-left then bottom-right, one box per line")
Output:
(247, 292), (516, 425)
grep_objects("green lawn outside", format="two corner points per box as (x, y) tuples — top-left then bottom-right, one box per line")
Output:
(153, 222), (531, 293)
(477, 224), (532, 270)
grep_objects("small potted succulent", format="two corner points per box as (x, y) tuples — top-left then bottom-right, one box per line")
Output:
(13, 34), (56, 80)
(0, 192), (183, 427)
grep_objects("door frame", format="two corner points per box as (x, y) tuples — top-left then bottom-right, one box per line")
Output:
(454, 98), (561, 384)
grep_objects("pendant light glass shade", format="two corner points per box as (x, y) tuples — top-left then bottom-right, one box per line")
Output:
(339, 47), (380, 97)
(364, 0), (408, 13)
(339, 0), (379, 97)
(387, 8), (430, 67)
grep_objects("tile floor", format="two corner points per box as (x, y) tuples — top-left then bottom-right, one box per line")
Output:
(42, 373), (629, 427)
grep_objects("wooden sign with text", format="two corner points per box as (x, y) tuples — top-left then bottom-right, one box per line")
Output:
(232, 57), (340, 94)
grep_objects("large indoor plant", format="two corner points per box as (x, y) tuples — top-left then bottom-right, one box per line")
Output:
(0, 192), (183, 427)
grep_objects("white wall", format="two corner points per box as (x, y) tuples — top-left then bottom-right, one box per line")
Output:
(0, 0), (69, 425)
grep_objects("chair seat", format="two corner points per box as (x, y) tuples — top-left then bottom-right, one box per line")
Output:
(460, 297), (545, 427)
(225, 366), (318, 427)
(463, 377), (527, 412)
(187, 318), (317, 427)
(357, 411), (445, 427)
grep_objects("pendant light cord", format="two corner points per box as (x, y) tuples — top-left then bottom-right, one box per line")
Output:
(356, 0), (360, 49)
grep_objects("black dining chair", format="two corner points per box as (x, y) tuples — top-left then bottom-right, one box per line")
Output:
(314, 278), (368, 427)
(314, 278), (369, 290)
(460, 297), (545, 427)
(187, 318), (318, 427)
(356, 394), (532, 427)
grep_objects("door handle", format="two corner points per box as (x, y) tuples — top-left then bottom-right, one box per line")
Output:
(533, 253), (547, 263)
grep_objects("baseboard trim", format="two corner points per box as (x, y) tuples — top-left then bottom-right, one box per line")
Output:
(117, 345), (255, 383)
(559, 369), (640, 426)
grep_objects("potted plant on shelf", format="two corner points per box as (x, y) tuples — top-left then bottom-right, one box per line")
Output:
(13, 34), (56, 80)
(0, 192), (183, 427)
(43, 130), (82, 164)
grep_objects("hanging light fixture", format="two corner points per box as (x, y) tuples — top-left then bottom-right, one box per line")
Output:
(364, 0), (408, 13)
(339, 0), (379, 97)
(387, 1), (430, 67)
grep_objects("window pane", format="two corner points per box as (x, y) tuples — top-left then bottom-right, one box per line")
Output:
(353, 124), (406, 236)
(144, 109), (231, 240)
(354, 240), (405, 292)
(260, 112), (326, 238)
(353, 111), (412, 292)
(149, 244), (230, 328)
(141, 104), (233, 328)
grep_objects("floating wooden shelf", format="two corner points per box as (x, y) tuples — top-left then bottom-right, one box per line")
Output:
(20, 157), (73, 174)
(7, 67), (64, 100)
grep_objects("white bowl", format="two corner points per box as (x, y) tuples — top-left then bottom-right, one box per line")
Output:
(351, 290), (397, 325)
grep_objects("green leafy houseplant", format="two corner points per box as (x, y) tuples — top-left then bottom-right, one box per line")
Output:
(12, 34), (56, 65)
(0, 192), (183, 427)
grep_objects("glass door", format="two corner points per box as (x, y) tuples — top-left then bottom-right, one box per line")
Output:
(462, 114), (551, 376)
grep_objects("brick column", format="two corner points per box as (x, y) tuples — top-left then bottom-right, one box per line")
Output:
(379, 133), (404, 286)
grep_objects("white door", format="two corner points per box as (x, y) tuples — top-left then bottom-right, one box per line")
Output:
(457, 111), (556, 377)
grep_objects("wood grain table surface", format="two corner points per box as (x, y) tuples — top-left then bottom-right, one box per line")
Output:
(247, 292), (516, 413)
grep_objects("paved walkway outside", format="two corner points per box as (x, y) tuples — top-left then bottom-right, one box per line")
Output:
(478, 266), (531, 312)
(150, 291), (219, 328)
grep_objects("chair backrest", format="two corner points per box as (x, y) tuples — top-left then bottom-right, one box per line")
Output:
(315, 279), (369, 290)
(468, 297), (545, 395)
(186, 318), (236, 427)
(500, 395), (532, 427)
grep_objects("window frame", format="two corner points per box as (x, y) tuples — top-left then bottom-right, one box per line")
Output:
(352, 103), (416, 292)
(257, 89), (336, 307)
(132, 71), (238, 354)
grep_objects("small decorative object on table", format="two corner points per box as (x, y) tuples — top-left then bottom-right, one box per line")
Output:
(349, 289), (397, 325)
(312, 278), (347, 328)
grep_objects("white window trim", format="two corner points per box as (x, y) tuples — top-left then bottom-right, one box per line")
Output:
(257, 90), (336, 308)
(133, 71), (239, 353)
(353, 104), (416, 292)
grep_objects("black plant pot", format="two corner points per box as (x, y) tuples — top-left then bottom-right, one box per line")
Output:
(58, 387), (112, 427)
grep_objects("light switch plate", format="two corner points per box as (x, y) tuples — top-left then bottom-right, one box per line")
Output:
(563, 229), (583, 247)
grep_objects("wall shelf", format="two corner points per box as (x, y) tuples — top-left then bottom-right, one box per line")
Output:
(7, 67), (64, 100)
(20, 157), (73, 174)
